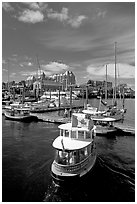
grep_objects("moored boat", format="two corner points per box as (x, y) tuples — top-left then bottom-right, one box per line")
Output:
(82, 109), (118, 136)
(4, 105), (38, 122)
(91, 117), (118, 136)
(51, 113), (96, 186)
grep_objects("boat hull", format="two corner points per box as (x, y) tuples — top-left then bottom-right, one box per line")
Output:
(4, 113), (38, 122)
(96, 126), (118, 136)
(51, 153), (96, 187)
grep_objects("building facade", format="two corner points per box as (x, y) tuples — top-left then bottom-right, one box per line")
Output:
(50, 71), (76, 90)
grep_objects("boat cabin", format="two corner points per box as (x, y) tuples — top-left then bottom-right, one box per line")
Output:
(52, 113), (96, 167)
(6, 106), (30, 116)
(93, 117), (116, 127)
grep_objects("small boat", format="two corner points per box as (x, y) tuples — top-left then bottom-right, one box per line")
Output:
(83, 104), (106, 115)
(91, 116), (118, 136)
(82, 109), (118, 136)
(4, 105), (38, 122)
(51, 113), (96, 186)
(102, 105), (125, 122)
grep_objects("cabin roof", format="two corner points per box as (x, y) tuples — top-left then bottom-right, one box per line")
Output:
(82, 109), (106, 115)
(58, 123), (91, 131)
(92, 117), (116, 122)
(16, 108), (30, 111)
(52, 136), (91, 150)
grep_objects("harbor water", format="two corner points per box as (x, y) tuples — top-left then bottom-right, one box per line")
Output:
(2, 99), (135, 202)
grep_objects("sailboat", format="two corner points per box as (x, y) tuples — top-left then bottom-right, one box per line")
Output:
(101, 43), (126, 121)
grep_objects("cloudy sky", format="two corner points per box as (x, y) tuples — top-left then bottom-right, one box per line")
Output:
(2, 2), (135, 89)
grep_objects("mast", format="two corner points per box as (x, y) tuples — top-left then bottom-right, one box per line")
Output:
(36, 54), (41, 78)
(7, 59), (10, 92)
(114, 42), (117, 104)
(86, 85), (88, 108)
(36, 55), (42, 98)
(105, 64), (107, 100)
(122, 86), (125, 109)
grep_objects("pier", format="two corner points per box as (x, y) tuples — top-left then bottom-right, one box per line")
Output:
(31, 113), (70, 124)
(114, 123), (135, 135)
(30, 112), (135, 136)
(30, 104), (84, 113)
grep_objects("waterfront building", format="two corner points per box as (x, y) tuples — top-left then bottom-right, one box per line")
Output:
(26, 76), (36, 87)
(50, 71), (76, 90)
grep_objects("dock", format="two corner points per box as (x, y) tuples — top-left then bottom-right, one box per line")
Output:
(31, 113), (70, 124)
(30, 104), (84, 113)
(114, 123), (135, 135)
(31, 113), (135, 135)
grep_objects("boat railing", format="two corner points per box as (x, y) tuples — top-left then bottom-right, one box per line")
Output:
(53, 152), (95, 173)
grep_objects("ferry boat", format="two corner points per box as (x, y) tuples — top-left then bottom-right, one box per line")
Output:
(51, 113), (96, 186)
(4, 105), (38, 122)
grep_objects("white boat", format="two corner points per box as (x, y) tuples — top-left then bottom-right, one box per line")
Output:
(91, 116), (118, 135)
(4, 105), (38, 122)
(82, 109), (118, 136)
(83, 104), (106, 115)
(51, 113), (96, 185)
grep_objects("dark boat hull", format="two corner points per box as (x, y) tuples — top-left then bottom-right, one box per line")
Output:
(4, 113), (38, 122)
(96, 126), (118, 136)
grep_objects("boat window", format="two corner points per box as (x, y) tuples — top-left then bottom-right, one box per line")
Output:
(69, 151), (78, 165)
(65, 130), (69, 137)
(87, 145), (90, 155)
(86, 131), (91, 139)
(80, 148), (86, 161)
(90, 142), (94, 153)
(77, 131), (91, 140)
(84, 147), (88, 156)
(71, 131), (76, 139)
(55, 150), (80, 165)
(78, 131), (84, 139)
(55, 150), (69, 165)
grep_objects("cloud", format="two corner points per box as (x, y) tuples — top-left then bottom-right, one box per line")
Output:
(42, 61), (69, 73)
(47, 7), (87, 28)
(20, 71), (38, 76)
(47, 7), (69, 22)
(22, 2), (40, 10)
(10, 73), (16, 78)
(19, 64), (24, 67)
(18, 9), (44, 24)
(2, 2), (14, 12)
(3, 3), (87, 27)
(19, 61), (33, 67)
(86, 63), (135, 79)
(68, 15), (87, 28)
(2, 59), (6, 64)
(96, 8), (107, 18)
(2, 68), (8, 72)
(20, 61), (69, 77)
(21, 2), (48, 11)
(20, 70), (51, 77)
(28, 62), (32, 66)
